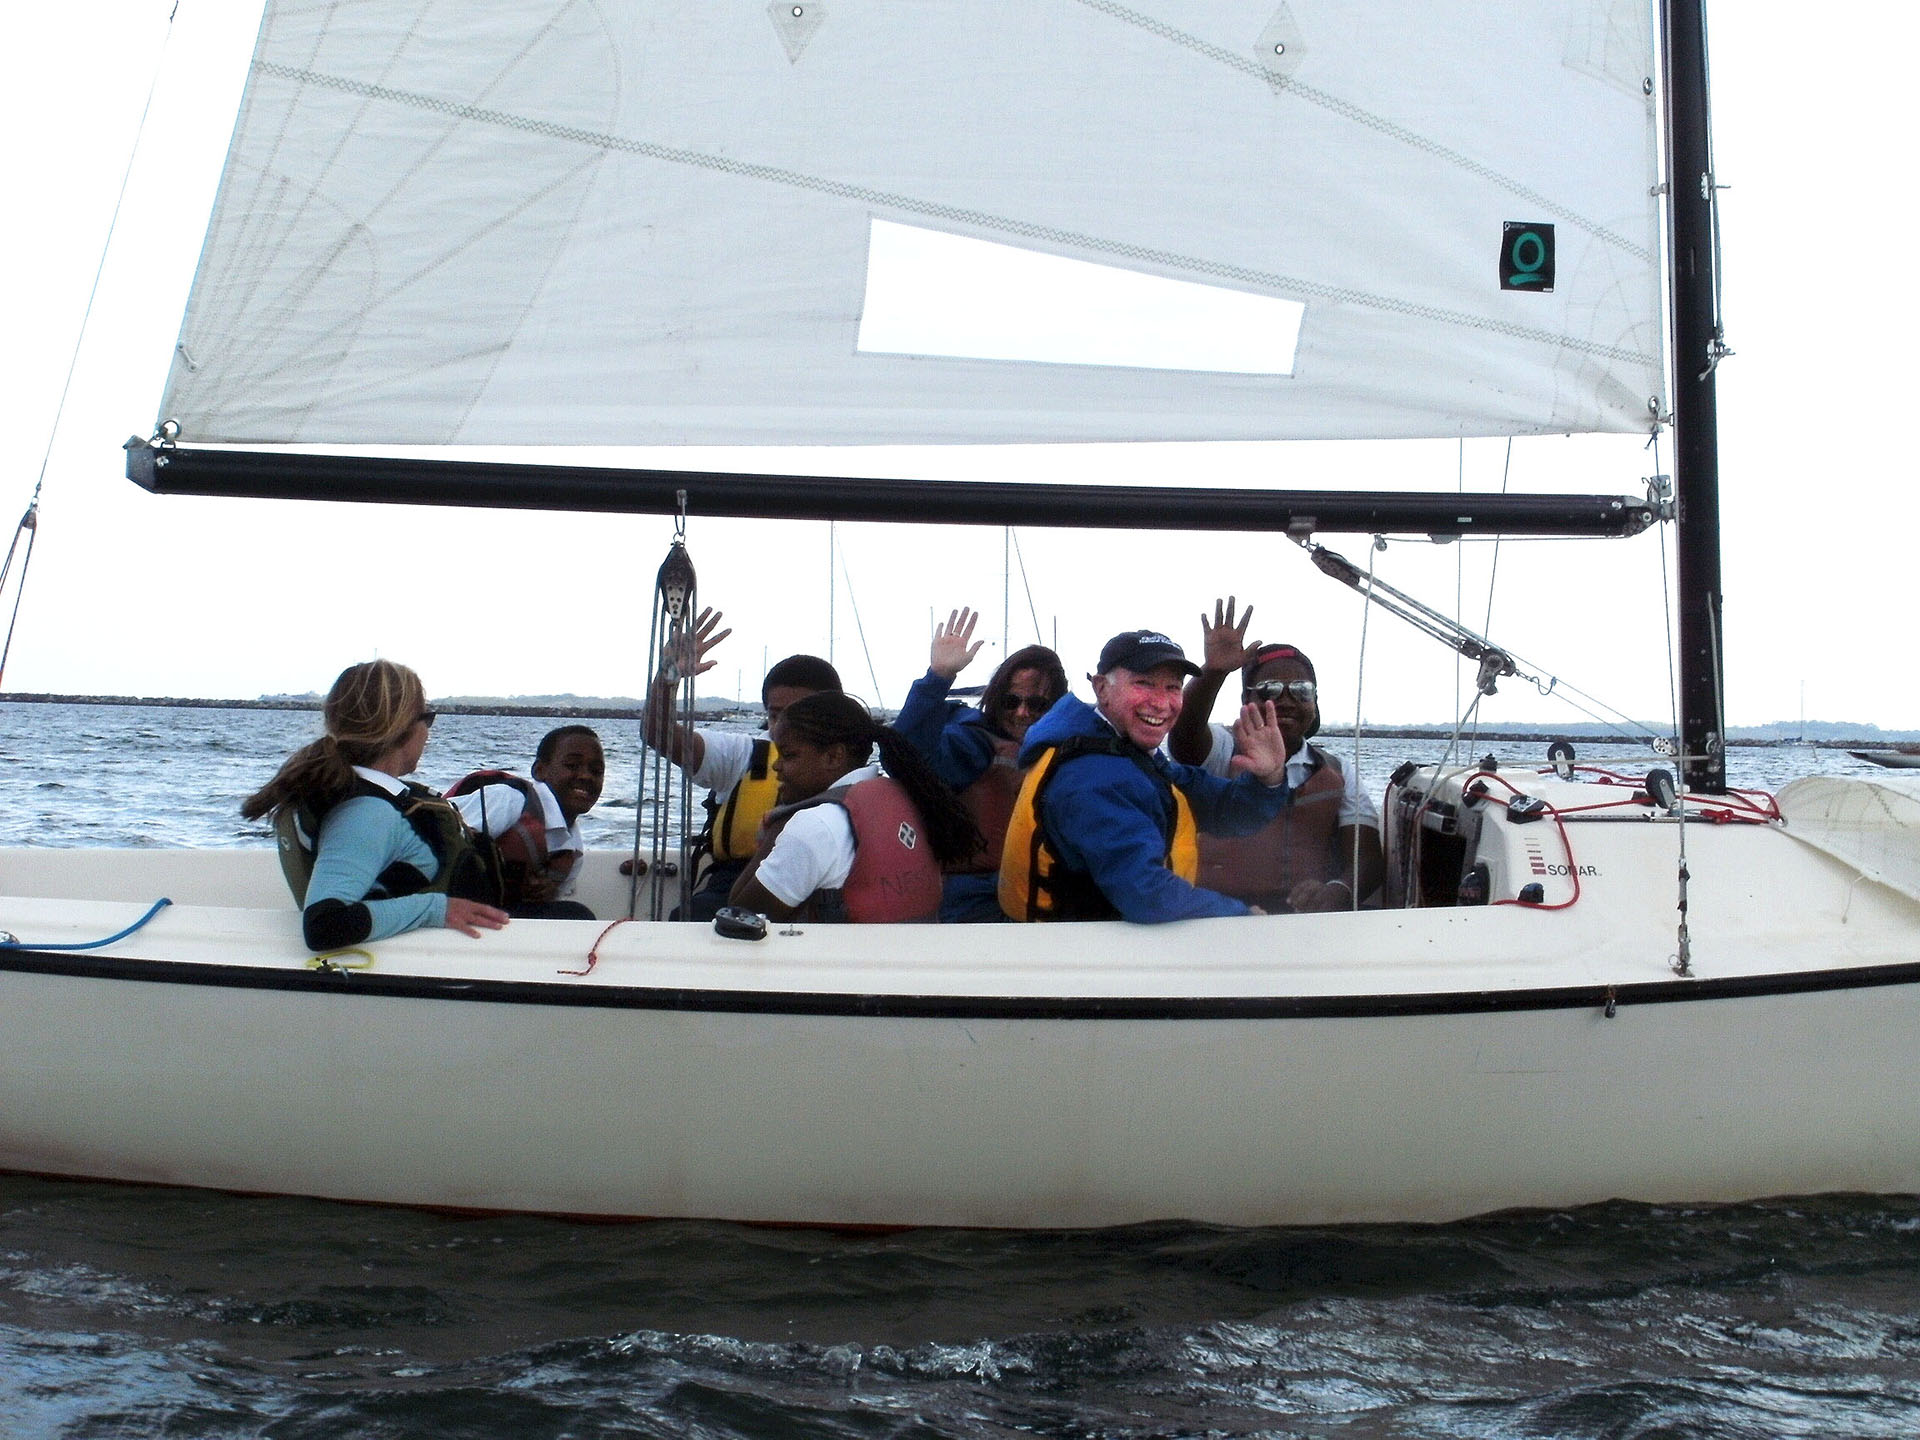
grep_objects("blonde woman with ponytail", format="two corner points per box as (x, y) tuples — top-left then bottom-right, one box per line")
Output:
(243, 660), (509, 950)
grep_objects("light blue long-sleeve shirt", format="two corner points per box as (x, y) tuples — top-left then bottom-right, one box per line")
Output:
(304, 793), (449, 946)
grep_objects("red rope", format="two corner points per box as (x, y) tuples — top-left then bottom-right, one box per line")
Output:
(562, 917), (633, 977)
(1456, 764), (1787, 912)
(1490, 797), (1583, 912)
(1539, 765), (1780, 822)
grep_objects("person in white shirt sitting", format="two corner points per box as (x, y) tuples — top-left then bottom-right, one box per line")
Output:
(641, 606), (843, 919)
(448, 725), (604, 919)
(728, 692), (983, 923)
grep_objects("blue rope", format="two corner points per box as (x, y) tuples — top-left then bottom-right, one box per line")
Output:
(0, 897), (173, 951)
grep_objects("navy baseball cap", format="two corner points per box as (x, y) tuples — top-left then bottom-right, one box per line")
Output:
(1095, 630), (1201, 678)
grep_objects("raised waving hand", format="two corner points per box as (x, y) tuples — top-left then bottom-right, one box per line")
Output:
(660, 606), (731, 684)
(1199, 595), (1261, 676)
(930, 607), (985, 679)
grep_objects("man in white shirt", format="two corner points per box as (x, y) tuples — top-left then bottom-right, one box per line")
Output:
(1168, 599), (1383, 913)
(641, 606), (843, 918)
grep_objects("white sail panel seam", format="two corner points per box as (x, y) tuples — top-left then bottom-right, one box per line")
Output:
(250, 60), (1657, 371)
(1068, 0), (1654, 264)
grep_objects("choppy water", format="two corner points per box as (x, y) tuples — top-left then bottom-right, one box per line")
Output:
(7, 1180), (1920, 1440)
(2, 702), (1916, 1439)
(0, 702), (687, 852)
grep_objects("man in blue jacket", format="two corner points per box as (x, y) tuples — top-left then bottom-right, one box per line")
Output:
(999, 629), (1293, 922)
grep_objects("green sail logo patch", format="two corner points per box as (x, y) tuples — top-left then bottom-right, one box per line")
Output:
(1500, 223), (1555, 292)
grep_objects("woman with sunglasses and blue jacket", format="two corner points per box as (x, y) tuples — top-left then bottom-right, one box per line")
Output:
(1168, 598), (1384, 914)
(893, 607), (1069, 921)
(242, 660), (510, 951)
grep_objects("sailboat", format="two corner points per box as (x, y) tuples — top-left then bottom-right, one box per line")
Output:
(4, 0), (1918, 1228)
(1852, 750), (1920, 770)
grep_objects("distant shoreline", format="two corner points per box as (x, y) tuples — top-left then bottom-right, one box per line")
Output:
(4, 692), (1913, 746)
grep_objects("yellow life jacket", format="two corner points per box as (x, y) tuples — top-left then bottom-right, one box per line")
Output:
(704, 738), (782, 863)
(998, 735), (1197, 921)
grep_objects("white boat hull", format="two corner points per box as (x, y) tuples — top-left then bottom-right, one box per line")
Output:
(5, 772), (1919, 1227)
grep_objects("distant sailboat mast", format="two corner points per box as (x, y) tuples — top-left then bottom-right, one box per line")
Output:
(1002, 526), (1011, 663)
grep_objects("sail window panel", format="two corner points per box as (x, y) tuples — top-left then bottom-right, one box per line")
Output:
(856, 222), (1303, 375)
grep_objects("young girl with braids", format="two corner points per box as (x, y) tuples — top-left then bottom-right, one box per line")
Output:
(728, 692), (983, 923)
(241, 660), (509, 951)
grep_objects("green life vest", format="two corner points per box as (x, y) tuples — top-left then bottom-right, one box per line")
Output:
(273, 778), (503, 907)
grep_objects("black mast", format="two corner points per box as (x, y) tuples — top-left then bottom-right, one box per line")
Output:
(1663, 0), (1727, 794)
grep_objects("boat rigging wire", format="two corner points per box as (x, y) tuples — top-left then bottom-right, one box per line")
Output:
(1009, 528), (1045, 646)
(1478, 440), (1517, 745)
(997, 527), (1049, 667)
(1652, 428), (1694, 973)
(0, 499), (40, 689)
(1300, 529), (1670, 748)
(833, 532), (885, 710)
(1698, 0), (1735, 380)
(1455, 442), (1466, 735)
(1453, 436), (1516, 753)
(1670, 596), (1731, 978)
(1341, 534), (1382, 911)
(1350, 506), (1696, 916)
(1301, 537), (1532, 691)
(9, 9), (180, 691)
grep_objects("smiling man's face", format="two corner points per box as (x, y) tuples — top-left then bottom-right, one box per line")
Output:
(1091, 663), (1186, 750)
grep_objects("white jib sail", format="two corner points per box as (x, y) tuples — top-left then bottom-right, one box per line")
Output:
(160, 0), (1665, 448)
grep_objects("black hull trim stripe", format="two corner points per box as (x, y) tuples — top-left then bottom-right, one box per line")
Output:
(6, 949), (1920, 1019)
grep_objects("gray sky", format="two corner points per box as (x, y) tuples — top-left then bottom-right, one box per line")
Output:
(7, 2), (1914, 732)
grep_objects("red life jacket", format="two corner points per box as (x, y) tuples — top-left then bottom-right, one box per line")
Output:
(1195, 745), (1346, 912)
(445, 770), (575, 903)
(951, 731), (1023, 874)
(756, 776), (943, 922)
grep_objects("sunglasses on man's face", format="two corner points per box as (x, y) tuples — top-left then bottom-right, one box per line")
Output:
(1246, 679), (1316, 704)
(417, 708), (438, 729)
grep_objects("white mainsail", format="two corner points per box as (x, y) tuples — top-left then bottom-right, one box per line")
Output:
(162, 0), (1664, 448)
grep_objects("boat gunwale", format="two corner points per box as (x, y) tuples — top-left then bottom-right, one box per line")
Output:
(7, 947), (1920, 1020)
